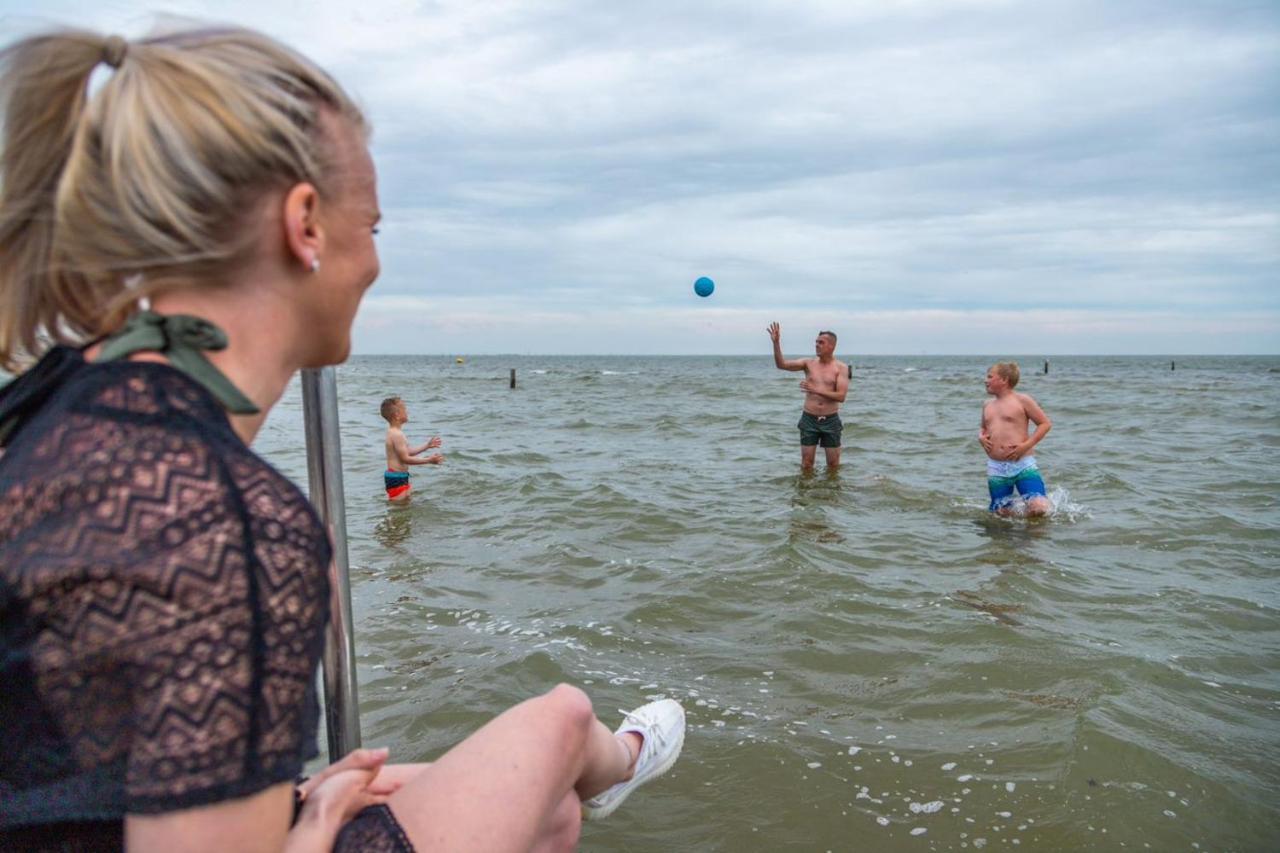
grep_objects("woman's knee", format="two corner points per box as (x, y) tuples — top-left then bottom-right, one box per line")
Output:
(532, 790), (583, 853)
(544, 683), (595, 731)
(533, 684), (595, 756)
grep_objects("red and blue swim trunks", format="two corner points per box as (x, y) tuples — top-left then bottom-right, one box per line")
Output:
(384, 470), (410, 500)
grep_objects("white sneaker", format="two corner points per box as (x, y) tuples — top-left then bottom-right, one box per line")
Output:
(581, 698), (685, 820)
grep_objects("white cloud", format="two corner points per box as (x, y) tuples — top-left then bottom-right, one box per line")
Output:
(3, 0), (1277, 352)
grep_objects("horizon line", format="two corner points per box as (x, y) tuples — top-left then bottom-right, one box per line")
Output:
(348, 352), (1279, 358)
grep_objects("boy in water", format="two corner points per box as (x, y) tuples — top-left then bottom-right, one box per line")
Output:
(980, 362), (1052, 516)
(381, 396), (443, 501)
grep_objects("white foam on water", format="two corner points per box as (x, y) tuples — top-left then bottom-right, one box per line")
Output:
(808, 762), (822, 769)
(1006, 782), (1016, 792)
(1046, 486), (1090, 521)
(942, 762), (957, 771)
(958, 774), (974, 782)
(910, 801), (945, 814)
(910, 827), (927, 835)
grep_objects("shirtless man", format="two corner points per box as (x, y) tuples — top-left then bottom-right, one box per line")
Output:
(381, 396), (443, 501)
(768, 323), (849, 470)
(979, 362), (1052, 516)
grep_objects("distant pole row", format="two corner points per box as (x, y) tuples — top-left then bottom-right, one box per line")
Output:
(498, 361), (1179, 389)
(1041, 359), (1176, 373)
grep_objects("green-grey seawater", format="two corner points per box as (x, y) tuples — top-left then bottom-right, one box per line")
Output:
(258, 355), (1280, 851)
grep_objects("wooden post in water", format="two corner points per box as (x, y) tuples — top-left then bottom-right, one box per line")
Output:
(1171, 361), (1175, 371)
(510, 368), (516, 389)
(1044, 360), (1049, 375)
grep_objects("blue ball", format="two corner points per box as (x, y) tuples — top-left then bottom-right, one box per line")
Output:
(694, 276), (715, 297)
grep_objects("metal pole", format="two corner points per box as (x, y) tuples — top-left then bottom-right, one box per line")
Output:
(301, 366), (362, 759)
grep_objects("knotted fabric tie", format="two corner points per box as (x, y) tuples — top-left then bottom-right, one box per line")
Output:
(95, 310), (260, 414)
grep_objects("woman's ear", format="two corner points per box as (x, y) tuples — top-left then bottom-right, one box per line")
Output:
(282, 182), (324, 272)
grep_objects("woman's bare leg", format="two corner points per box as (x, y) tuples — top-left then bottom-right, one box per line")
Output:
(383, 684), (636, 853)
(529, 791), (583, 853)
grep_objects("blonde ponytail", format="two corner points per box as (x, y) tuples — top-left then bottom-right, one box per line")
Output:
(0, 25), (367, 371)
(0, 31), (104, 371)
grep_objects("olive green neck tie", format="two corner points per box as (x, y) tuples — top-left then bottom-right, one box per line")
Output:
(95, 310), (260, 415)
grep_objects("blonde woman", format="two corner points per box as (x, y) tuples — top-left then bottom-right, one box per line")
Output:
(0, 27), (683, 852)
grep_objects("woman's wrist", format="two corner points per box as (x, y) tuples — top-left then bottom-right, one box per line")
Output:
(284, 797), (343, 853)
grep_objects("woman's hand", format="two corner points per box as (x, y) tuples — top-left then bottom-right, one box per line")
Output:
(286, 747), (393, 851)
(298, 747), (391, 803)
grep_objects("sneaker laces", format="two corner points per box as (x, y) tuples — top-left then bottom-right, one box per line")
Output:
(619, 708), (670, 758)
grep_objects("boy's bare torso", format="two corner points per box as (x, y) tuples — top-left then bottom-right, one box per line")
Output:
(803, 358), (847, 416)
(982, 394), (1033, 460)
(385, 426), (407, 472)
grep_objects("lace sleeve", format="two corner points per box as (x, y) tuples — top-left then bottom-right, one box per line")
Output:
(8, 414), (329, 815)
(2, 364), (331, 825)
(119, 439), (331, 813)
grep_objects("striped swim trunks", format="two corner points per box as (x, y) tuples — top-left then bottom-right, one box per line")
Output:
(384, 470), (410, 500)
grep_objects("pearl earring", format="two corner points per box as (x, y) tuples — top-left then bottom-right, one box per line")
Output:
(310, 257), (321, 273)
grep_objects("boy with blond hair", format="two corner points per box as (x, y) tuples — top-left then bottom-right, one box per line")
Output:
(979, 362), (1052, 516)
(381, 396), (443, 501)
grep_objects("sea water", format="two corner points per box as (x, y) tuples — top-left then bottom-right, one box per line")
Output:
(258, 355), (1280, 851)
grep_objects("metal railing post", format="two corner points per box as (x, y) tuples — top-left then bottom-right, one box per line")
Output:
(301, 366), (362, 759)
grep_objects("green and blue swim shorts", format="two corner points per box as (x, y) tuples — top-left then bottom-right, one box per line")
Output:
(987, 457), (1046, 511)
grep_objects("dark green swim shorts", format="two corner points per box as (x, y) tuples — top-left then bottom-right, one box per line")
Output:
(798, 411), (842, 448)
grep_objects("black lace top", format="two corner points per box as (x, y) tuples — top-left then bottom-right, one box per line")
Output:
(0, 357), (331, 840)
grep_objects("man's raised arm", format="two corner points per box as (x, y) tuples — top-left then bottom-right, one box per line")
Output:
(767, 322), (807, 371)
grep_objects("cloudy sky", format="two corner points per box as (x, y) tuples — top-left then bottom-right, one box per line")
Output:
(3, 0), (1277, 354)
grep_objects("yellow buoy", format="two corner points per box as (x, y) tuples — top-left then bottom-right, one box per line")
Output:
(455, 357), (465, 364)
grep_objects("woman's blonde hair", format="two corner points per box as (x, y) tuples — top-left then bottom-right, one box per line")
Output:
(0, 25), (367, 371)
